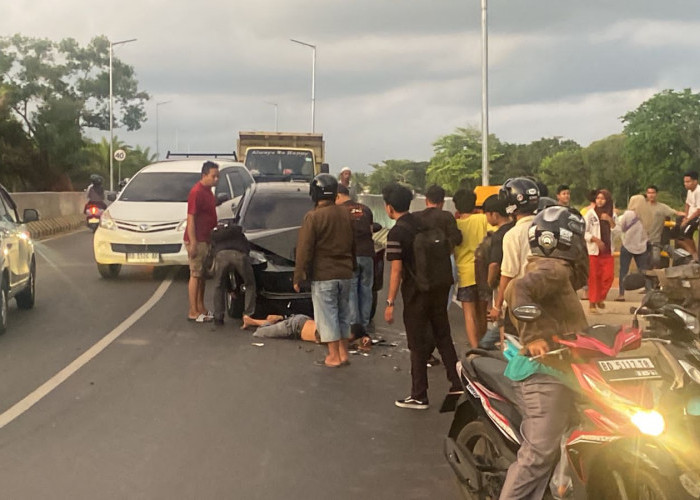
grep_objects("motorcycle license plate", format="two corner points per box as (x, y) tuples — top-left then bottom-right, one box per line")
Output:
(596, 357), (662, 382)
(126, 252), (160, 263)
(88, 218), (100, 224)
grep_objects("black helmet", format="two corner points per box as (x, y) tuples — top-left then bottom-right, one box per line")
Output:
(90, 174), (103, 185)
(528, 206), (586, 262)
(309, 173), (338, 203)
(499, 177), (539, 215)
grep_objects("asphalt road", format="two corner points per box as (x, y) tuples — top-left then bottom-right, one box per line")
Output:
(0, 229), (467, 499)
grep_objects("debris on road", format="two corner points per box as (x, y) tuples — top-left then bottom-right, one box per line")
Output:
(251, 343), (264, 347)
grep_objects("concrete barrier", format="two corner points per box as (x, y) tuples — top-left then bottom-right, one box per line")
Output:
(11, 192), (86, 219)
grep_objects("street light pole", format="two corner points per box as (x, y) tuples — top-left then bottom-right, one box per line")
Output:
(290, 39), (316, 133)
(480, 0), (489, 186)
(156, 100), (172, 159)
(109, 38), (137, 191)
(265, 102), (279, 132)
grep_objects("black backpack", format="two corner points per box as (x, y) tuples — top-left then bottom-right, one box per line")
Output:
(400, 219), (453, 292)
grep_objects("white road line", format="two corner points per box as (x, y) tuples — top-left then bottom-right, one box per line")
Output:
(0, 277), (173, 430)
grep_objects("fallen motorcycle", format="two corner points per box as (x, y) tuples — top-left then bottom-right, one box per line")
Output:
(444, 305), (700, 500)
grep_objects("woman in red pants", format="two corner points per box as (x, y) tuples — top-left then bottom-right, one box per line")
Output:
(583, 189), (616, 313)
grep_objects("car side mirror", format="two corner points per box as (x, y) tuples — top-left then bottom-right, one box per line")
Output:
(320, 163), (329, 174)
(22, 208), (39, 223)
(216, 193), (231, 206)
(511, 305), (542, 322)
(107, 192), (117, 202)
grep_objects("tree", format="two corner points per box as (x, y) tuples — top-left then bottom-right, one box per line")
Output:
(426, 127), (504, 193)
(491, 137), (580, 186)
(622, 89), (700, 198)
(366, 159), (428, 194)
(583, 134), (637, 207)
(0, 34), (149, 190)
(539, 149), (588, 205)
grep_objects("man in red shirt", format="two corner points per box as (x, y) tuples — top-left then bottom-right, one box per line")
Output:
(186, 161), (219, 322)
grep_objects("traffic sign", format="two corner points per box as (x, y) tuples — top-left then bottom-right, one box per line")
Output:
(114, 149), (127, 162)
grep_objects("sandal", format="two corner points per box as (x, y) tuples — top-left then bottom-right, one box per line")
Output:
(188, 313), (213, 323)
(614, 296), (625, 302)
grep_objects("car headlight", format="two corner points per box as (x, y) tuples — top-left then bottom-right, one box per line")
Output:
(176, 219), (187, 232)
(631, 410), (665, 436)
(99, 210), (116, 230)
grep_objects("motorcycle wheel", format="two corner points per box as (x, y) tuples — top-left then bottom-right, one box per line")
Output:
(598, 467), (670, 500)
(226, 274), (244, 319)
(454, 419), (515, 500)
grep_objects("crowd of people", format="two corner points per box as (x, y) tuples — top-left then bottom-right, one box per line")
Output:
(177, 160), (700, 499)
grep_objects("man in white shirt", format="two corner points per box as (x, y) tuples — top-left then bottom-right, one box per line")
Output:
(678, 171), (700, 261)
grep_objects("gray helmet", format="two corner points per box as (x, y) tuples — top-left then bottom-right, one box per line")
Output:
(528, 206), (586, 261)
(309, 173), (338, 203)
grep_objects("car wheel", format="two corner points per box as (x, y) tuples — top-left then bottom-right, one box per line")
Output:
(0, 278), (7, 334)
(16, 259), (36, 310)
(97, 263), (121, 279)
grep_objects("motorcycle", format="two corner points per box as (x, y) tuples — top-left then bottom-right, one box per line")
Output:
(444, 305), (700, 500)
(656, 218), (694, 268)
(84, 201), (106, 232)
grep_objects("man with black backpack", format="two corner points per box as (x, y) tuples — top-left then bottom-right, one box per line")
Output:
(383, 183), (461, 410)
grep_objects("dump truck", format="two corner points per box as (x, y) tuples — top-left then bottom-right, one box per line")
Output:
(236, 131), (327, 182)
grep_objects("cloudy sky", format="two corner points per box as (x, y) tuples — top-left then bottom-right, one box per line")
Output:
(3, 1), (700, 173)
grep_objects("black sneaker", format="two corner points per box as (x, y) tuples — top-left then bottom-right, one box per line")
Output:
(427, 354), (441, 368)
(395, 397), (429, 410)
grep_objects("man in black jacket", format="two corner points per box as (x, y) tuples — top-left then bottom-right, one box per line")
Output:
(211, 219), (256, 326)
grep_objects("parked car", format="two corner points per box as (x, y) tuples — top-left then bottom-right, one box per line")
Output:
(0, 184), (39, 334)
(225, 182), (386, 320)
(93, 159), (254, 279)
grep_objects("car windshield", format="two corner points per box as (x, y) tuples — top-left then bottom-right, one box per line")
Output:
(119, 172), (203, 202)
(245, 149), (314, 178)
(241, 192), (313, 231)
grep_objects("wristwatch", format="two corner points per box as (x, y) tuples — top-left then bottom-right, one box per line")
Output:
(386, 299), (394, 307)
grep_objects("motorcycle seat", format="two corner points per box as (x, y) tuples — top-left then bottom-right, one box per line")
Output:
(468, 355), (518, 405)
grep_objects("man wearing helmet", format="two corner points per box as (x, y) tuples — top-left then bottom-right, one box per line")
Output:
(294, 174), (356, 368)
(488, 178), (540, 328)
(86, 174), (106, 205)
(499, 206), (589, 500)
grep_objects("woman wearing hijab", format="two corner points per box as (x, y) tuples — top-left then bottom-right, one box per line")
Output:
(613, 195), (650, 302)
(584, 189), (616, 313)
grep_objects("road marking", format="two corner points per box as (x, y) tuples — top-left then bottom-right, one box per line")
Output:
(0, 277), (173, 430)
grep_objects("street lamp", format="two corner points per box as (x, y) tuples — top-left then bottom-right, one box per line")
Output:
(156, 100), (172, 159)
(480, 0), (489, 185)
(265, 101), (279, 132)
(290, 38), (316, 133)
(109, 37), (137, 191)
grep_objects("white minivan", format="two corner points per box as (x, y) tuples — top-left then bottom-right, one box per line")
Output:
(93, 159), (253, 278)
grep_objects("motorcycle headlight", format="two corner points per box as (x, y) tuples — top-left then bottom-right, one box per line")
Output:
(631, 410), (665, 436)
(672, 307), (699, 333)
(99, 210), (116, 231)
(176, 219), (187, 232)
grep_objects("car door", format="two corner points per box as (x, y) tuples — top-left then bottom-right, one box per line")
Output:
(0, 192), (22, 290)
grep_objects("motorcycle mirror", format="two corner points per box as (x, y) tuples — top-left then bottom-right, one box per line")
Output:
(622, 273), (646, 291)
(646, 291), (669, 310)
(107, 192), (117, 202)
(511, 305), (542, 322)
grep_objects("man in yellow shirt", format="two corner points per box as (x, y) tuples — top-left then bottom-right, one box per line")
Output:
(453, 189), (490, 347)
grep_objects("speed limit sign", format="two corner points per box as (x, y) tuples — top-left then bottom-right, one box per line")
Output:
(113, 149), (127, 162)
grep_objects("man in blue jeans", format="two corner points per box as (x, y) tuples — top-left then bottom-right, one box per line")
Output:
(336, 184), (375, 336)
(294, 174), (356, 368)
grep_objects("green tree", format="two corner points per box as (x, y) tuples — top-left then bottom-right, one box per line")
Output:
(426, 127), (503, 193)
(583, 134), (637, 206)
(491, 137), (580, 187)
(539, 149), (589, 205)
(622, 89), (700, 198)
(0, 34), (149, 189)
(366, 159), (428, 194)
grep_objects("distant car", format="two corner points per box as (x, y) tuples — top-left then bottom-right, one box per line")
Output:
(93, 159), (254, 279)
(225, 182), (385, 320)
(0, 184), (39, 334)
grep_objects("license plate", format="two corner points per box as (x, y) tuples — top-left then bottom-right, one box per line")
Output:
(596, 357), (662, 382)
(88, 218), (100, 224)
(126, 252), (160, 263)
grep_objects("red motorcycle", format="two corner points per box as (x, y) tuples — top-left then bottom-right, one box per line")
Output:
(84, 201), (106, 232)
(444, 307), (700, 499)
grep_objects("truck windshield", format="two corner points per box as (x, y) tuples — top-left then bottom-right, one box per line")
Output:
(245, 149), (314, 178)
(119, 172), (202, 202)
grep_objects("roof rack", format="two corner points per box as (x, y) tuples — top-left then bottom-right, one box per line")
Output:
(166, 151), (238, 161)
